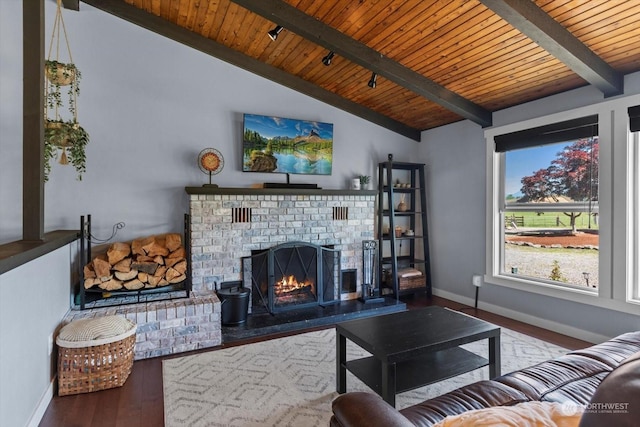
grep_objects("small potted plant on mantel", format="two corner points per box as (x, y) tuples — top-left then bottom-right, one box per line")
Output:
(359, 175), (371, 190)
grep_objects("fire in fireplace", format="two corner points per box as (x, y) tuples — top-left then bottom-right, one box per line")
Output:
(243, 241), (340, 314)
(274, 275), (316, 306)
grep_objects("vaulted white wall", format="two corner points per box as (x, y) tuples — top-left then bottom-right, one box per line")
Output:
(0, 1), (418, 245)
(0, 3), (419, 426)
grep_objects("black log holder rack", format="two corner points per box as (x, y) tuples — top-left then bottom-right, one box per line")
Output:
(78, 214), (192, 310)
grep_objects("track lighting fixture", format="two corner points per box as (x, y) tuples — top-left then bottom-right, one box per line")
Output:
(267, 25), (284, 41)
(368, 72), (378, 88)
(322, 51), (335, 66)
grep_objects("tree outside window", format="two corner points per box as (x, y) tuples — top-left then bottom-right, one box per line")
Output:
(503, 138), (599, 289)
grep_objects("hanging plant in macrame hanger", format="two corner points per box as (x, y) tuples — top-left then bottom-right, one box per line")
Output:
(44, 0), (89, 181)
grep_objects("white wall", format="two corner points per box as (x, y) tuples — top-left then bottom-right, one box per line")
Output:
(420, 73), (640, 342)
(0, 2), (419, 426)
(0, 1), (418, 245)
(0, 245), (73, 427)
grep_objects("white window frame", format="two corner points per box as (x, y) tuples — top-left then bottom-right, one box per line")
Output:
(631, 130), (640, 303)
(485, 95), (640, 316)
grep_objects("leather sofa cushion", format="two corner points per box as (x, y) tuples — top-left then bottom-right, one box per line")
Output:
(495, 354), (612, 401)
(568, 331), (640, 368)
(400, 380), (528, 427)
(541, 372), (609, 404)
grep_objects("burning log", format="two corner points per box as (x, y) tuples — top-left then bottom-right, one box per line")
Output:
(83, 233), (187, 292)
(274, 275), (316, 304)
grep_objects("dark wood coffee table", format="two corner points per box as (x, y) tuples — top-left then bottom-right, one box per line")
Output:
(336, 306), (501, 407)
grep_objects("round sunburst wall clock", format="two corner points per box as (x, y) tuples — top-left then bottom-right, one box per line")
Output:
(197, 148), (224, 187)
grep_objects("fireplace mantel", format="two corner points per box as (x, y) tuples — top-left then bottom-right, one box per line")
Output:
(185, 186), (377, 196)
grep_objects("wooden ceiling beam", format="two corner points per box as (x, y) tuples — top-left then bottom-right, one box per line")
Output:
(230, 0), (492, 128)
(62, 0), (80, 11)
(479, 0), (623, 97)
(80, 0), (421, 141)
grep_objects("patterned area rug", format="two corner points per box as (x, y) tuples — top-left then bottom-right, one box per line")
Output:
(163, 325), (568, 426)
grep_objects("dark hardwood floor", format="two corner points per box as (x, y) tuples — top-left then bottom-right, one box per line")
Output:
(39, 295), (592, 427)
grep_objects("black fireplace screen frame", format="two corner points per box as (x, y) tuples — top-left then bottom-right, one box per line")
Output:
(242, 241), (341, 314)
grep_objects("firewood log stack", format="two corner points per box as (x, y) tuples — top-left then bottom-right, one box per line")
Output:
(83, 233), (187, 291)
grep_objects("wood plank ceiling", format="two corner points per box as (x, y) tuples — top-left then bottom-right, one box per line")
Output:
(80, 0), (640, 141)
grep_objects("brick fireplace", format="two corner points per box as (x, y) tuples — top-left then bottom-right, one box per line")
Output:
(186, 187), (377, 297)
(62, 187), (376, 360)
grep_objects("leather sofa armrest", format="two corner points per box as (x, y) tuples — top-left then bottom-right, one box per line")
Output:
(331, 392), (415, 427)
(578, 351), (640, 427)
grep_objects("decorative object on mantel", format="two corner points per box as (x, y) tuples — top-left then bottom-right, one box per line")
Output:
(351, 177), (360, 190)
(358, 175), (371, 190)
(44, 0), (89, 182)
(197, 148), (224, 187)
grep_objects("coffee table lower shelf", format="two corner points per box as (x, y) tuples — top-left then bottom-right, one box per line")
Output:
(344, 346), (489, 396)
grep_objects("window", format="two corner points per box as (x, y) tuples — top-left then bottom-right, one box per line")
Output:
(631, 105), (640, 302)
(496, 116), (599, 291)
(485, 96), (640, 315)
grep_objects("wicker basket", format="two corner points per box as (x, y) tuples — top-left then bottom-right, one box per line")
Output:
(57, 320), (136, 396)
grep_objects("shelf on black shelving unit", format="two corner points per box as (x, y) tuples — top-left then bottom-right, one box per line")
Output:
(381, 210), (421, 216)
(383, 187), (419, 192)
(382, 257), (426, 265)
(381, 237), (423, 243)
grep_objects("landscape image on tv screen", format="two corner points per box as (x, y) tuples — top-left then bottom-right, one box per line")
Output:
(242, 113), (333, 175)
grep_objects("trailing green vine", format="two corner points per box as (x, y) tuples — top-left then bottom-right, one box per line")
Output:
(45, 60), (81, 117)
(44, 120), (89, 181)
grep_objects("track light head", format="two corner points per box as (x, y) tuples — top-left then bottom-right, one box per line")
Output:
(368, 72), (377, 88)
(267, 25), (284, 41)
(322, 51), (335, 66)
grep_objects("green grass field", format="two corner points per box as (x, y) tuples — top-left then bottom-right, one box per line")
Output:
(505, 211), (599, 230)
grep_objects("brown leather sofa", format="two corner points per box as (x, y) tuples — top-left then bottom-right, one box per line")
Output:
(330, 331), (640, 427)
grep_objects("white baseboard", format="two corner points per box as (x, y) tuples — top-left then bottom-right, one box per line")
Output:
(433, 288), (610, 344)
(28, 376), (55, 427)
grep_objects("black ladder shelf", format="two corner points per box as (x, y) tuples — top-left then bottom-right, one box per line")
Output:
(377, 155), (432, 298)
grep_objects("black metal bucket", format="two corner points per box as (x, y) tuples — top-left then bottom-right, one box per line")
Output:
(217, 286), (250, 326)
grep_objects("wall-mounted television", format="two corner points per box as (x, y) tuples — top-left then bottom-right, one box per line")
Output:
(242, 113), (333, 175)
